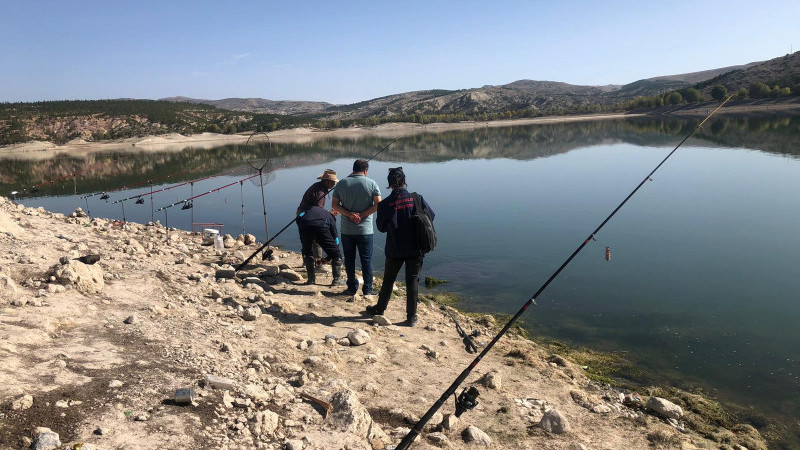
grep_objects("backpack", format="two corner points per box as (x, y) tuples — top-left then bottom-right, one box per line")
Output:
(411, 193), (436, 254)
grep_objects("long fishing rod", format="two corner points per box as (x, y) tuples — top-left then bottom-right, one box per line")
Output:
(395, 97), (734, 449)
(235, 136), (402, 272)
(111, 166), (245, 205)
(81, 167), (197, 200)
(27, 159), (115, 193)
(155, 158), (308, 213)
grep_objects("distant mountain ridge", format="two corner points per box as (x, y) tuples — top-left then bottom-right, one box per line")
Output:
(161, 53), (799, 120)
(160, 96), (333, 115)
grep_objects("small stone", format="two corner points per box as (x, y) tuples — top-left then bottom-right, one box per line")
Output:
(31, 428), (61, 450)
(10, 394), (33, 411)
(441, 413), (458, 431)
(123, 315), (136, 324)
(242, 306), (262, 321)
(204, 374), (238, 391)
(591, 403), (613, 414)
(462, 425), (492, 446)
(481, 371), (502, 390)
(55, 400), (69, 408)
(109, 380), (124, 388)
(646, 396), (684, 420)
(10, 298), (28, 307)
(539, 408), (571, 434)
(134, 413), (150, 421)
(93, 427), (108, 436)
(347, 329), (371, 346)
(215, 268), (236, 279)
(373, 315), (392, 326)
(569, 444), (588, 450)
(337, 337), (351, 346)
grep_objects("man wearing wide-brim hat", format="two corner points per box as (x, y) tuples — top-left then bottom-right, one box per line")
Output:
(296, 169), (344, 285)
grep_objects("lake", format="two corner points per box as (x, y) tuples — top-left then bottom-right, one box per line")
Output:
(4, 114), (800, 445)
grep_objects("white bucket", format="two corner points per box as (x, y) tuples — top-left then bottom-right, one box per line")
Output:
(203, 229), (219, 244)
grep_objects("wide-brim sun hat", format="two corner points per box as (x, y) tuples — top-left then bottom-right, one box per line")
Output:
(317, 169), (338, 182)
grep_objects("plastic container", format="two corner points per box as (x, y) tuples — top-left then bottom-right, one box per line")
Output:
(214, 235), (225, 251)
(203, 228), (219, 244)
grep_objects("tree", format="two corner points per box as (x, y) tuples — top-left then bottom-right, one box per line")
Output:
(749, 82), (770, 98)
(710, 84), (728, 101)
(666, 92), (683, 105)
(684, 88), (702, 103)
(735, 88), (748, 100)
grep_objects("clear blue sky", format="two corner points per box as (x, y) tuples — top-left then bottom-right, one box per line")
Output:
(1, 0), (798, 104)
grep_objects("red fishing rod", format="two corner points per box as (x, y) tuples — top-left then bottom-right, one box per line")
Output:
(110, 166), (246, 205)
(395, 98), (734, 449)
(154, 158), (306, 234)
(29, 159), (115, 193)
(82, 167), (199, 200)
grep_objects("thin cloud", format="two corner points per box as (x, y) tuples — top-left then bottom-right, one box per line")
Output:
(233, 53), (250, 60)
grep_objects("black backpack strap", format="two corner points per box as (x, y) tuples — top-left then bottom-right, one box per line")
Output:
(411, 192), (422, 212)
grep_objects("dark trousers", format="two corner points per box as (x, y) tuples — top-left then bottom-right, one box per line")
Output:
(298, 225), (341, 262)
(376, 255), (424, 321)
(342, 234), (373, 293)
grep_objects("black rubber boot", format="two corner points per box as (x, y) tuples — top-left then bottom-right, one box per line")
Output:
(303, 256), (316, 285)
(331, 260), (345, 286)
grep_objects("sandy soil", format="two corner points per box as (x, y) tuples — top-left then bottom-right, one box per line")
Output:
(0, 197), (765, 450)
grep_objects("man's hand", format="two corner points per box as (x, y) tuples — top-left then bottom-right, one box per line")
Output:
(330, 209), (339, 217)
(350, 212), (362, 224)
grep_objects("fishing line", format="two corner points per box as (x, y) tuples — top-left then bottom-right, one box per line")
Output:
(236, 136), (402, 272)
(395, 96), (733, 449)
(110, 166), (246, 205)
(27, 159), (116, 194)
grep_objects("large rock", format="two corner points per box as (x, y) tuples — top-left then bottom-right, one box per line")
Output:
(462, 425), (492, 446)
(0, 274), (19, 299)
(31, 427), (61, 450)
(481, 371), (502, 390)
(244, 234), (257, 245)
(329, 389), (373, 436)
(11, 394), (34, 410)
(242, 306), (262, 321)
(539, 409), (571, 434)
(252, 409), (279, 437)
(50, 260), (104, 294)
(646, 396), (684, 420)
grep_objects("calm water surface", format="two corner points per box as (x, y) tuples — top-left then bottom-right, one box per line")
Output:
(4, 115), (800, 444)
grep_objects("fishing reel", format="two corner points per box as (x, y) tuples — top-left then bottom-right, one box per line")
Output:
(454, 386), (480, 417)
(135, 197), (145, 204)
(181, 201), (193, 210)
(463, 330), (481, 354)
(31, 186), (40, 193)
(261, 248), (274, 261)
(101, 193), (110, 200)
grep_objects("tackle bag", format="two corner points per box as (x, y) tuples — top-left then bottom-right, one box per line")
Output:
(411, 192), (436, 254)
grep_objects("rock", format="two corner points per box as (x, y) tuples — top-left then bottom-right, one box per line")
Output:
(252, 409), (279, 437)
(134, 413), (150, 421)
(329, 389), (374, 437)
(204, 374), (237, 391)
(73, 207), (88, 218)
(31, 427), (61, 450)
(427, 432), (450, 447)
(373, 315), (392, 326)
(0, 274), (19, 296)
(223, 235), (237, 248)
(462, 425), (492, 446)
(539, 409), (571, 434)
(481, 371), (502, 390)
(50, 260), (104, 294)
(108, 380), (124, 388)
(242, 306), (262, 321)
(284, 440), (304, 450)
(244, 234), (257, 245)
(569, 444), (588, 450)
(347, 329), (371, 346)
(337, 337), (351, 346)
(441, 413), (459, 431)
(123, 315), (136, 324)
(93, 427), (108, 436)
(591, 404), (613, 414)
(10, 394), (33, 410)
(55, 399), (69, 408)
(10, 298), (28, 307)
(280, 269), (302, 282)
(646, 396), (683, 420)
(260, 265), (280, 277)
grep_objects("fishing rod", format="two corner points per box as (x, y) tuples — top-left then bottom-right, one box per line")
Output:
(27, 159), (115, 194)
(155, 158), (307, 213)
(81, 167), (197, 200)
(235, 136), (402, 272)
(395, 97), (734, 449)
(110, 166), (246, 205)
(443, 307), (480, 354)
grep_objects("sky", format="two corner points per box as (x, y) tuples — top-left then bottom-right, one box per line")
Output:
(1, 0), (798, 104)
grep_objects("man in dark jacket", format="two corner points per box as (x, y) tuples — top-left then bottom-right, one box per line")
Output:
(365, 167), (434, 326)
(297, 206), (343, 285)
(297, 169), (343, 285)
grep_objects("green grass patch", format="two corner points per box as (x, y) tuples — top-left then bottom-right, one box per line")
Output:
(424, 276), (450, 287)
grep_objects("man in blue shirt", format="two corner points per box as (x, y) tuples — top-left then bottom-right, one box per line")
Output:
(332, 159), (382, 295)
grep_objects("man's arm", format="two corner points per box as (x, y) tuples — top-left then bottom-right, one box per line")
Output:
(332, 197), (361, 224)
(359, 195), (381, 219)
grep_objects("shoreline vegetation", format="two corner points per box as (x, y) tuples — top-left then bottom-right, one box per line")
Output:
(0, 196), (778, 449)
(2, 97), (798, 159)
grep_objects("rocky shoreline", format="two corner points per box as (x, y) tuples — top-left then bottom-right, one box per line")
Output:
(0, 197), (766, 449)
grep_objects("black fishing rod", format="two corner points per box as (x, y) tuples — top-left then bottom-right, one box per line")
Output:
(26, 159), (115, 194)
(235, 136), (402, 272)
(443, 307), (480, 354)
(81, 167), (197, 201)
(395, 97), (734, 449)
